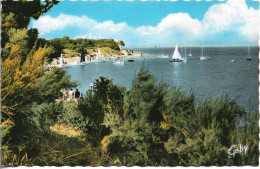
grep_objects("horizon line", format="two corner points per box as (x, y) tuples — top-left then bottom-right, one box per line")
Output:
(128, 45), (260, 49)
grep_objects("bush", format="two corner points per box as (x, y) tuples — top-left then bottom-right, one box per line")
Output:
(57, 102), (89, 132)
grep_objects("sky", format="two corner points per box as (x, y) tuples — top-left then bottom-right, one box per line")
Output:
(30, 0), (259, 47)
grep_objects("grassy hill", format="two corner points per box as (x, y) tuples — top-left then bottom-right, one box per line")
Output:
(47, 37), (124, 58)
(63, 47), (123, 58)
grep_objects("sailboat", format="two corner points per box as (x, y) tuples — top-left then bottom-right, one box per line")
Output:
(200, 46), (209, 60)
(188, 47), (192, 56)
(170, 44), (187, 62)
(246, 46), (251, 61)
(96, 47), (102, 60)
(184, 46), (187, 63)
(59, 54), (64, 68)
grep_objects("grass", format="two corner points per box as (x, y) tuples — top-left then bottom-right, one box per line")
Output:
(63, 49), (80, 58)
(50, 123), (82, 137)
(100, 47), (123, 55)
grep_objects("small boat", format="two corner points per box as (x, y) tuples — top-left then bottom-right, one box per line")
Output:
(200, 56), (209, 60)
(159, 47), (169, 58)
(200, 47), (209, 60)
(128, 59), (134, 62)
(188, 47), (192, 56)
(169, 44), (187, 62)
(113, 60), (124, 65)
(246, 46), (251, 61)
(159, 54), (169, 58)
(230, 59), (235, 62)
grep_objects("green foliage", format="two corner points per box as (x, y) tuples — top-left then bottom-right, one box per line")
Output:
(57, 102), (89, 132)
(1, 0), (59, 48)
(48, 37), (121, 54)
(99, 66), (259, 166)
(2, 28), (30, 60)
(1, 62), (259, 166)
(1, 63), (77, 166)
(33, 38), (64, 61)
(1, 11), (258, 165)
(118, 40), (125, 47)
(102, 67), (168, 166)
(32, 68), (78, 103)
(125, 66), (166, 123)
(117, 40), (125, 49)
(77, 77), (126, 145)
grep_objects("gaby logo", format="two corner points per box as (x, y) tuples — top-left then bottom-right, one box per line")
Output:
(228, 144), (248, 157)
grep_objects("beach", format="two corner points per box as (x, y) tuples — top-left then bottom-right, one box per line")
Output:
(45, 49), (149, 69)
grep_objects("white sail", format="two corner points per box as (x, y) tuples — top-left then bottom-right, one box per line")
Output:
(200, 46), (209, 60)
(96, 47), (102, 60)
(59, 54), (63, 68)
(188, 47), (192, 56)
(185, 47), (187, 58)
(172, 44), (182, 60)
(246, 46), (251, 60)
(248, 46), (250, 59)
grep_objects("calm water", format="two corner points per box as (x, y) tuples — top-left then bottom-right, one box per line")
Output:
(65, 47), (259, 112)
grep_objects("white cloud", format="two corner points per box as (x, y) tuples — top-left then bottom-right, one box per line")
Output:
(201, 0), (259, 42)
(32, 0), (259, 47)
(156, 13), (201, 35)
(33, 14), (96, 34)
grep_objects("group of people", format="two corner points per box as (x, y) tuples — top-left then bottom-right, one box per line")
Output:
(61, 88), (82, 102)
(69, 89), (81, 98)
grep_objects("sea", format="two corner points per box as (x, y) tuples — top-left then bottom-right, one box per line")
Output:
(65, 46), (259, 112)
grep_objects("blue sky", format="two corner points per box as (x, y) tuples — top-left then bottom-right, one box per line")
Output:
(31, 0), (259, 47)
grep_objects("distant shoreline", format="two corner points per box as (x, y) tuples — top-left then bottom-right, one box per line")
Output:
(45, 49), (150, 69)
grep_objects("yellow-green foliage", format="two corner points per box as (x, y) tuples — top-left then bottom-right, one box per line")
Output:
(1, 0), (258, 166)
(77, 66), (259, 166)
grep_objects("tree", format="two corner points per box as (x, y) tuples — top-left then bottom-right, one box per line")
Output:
(1, 0), (59, 48)
(118, 40), (125, 50)
(125, 66), (166, 123)
(0, 1), (81, 166)
(77, 77), (126, 146)
(102, 66), (169, 166)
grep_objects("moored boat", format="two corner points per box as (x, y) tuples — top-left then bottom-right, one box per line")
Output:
(169, 44), (187, 62)
(160, 47), (169, 58)
(188, 47), (192, 56)
(113, 60), (124, 65)
(159, 54), (169, 58)
(200, 47), (209, 60)
(246, 46), (251, 61)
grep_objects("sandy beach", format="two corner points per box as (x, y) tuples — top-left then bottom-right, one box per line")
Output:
(45, 49), (149, 69)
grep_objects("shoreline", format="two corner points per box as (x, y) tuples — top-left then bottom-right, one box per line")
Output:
(45, 49), (150, 69)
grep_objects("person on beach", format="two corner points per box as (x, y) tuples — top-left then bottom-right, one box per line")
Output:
(62, 89), (68, 101)
(69, 89), (74, 100)
(75, 89), (80, 99)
